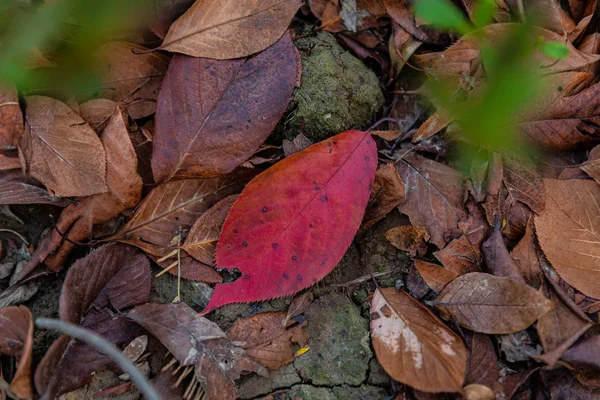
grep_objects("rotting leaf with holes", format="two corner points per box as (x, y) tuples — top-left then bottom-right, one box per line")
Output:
(396, 152), (466, 249)
(35, 244), (150, 399)
(370, 287), (468, 393)
(0, 306), (34, 399)
(535, 179), (600, 298)
(152, 32), (301, 183)
(19, 96), (107, 197)
(202, 130), (377, 313)
(226, 311), (309, 370)
(433, 272), (554, 334)
(158, 0), (302, 59)
(128, 302), (267, 400)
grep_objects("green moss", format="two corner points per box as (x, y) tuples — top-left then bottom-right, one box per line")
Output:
(281, 32), (384, 142)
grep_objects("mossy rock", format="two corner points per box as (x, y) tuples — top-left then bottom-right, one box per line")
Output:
(280, 32), (384, 142)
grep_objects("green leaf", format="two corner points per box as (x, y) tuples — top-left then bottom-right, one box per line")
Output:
(541, 41), (569, 60)
(414, 0), (473, 35)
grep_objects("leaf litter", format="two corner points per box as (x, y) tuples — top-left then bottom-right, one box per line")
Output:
(3, 0), (600, 399)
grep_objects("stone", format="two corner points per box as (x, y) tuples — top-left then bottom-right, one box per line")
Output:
(332, 384), (390, 399)
(367, 358), (390, 386)
(294, 292), (372, 386)
(239, 364), (301, 399)
(286, 385), (336, 400)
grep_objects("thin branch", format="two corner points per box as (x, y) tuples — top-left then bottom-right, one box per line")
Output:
(35, 318), (160, 400)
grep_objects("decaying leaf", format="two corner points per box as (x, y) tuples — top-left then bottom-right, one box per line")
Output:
(203, 130), (377, 312)
(535, 179), (600, 298)
(434, 272), (554, 334)
(160, 0), (303, 59)
(35, 244), (150, 399)
(94, 42), (170, 119)
(0, 306), (34, 399)
(227, 311), (309, 370)
(152, 32), (300, 182)
(385, 225), (430, 257)
(370, 288), (467, 393)
(19, 96), (107, 197)
(283, 291), (313, 327)
(363, 162), (405, 228)
(396, 152), (466, 249)
(128, 302), (267, 400)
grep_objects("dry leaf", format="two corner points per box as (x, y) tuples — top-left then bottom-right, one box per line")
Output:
(414, 260), (458, 293)
(482, 223), (526, 283)
(0, 306), (34, 399)
(152, 32), (301, 182)
(0, 84), (23, 171)
(535, 179), (600, 298)
(160, 0), (303, 59)
(283, 291), (313, 327)
(580, 144), (600, 183)
(0, 171), (71, 206)
(434, 272), (554, 334)
(78, 99), (117, 132)
(19, 96), (107, 197)
(363, 162), (405, 228)
(226, 311), (310, 369)
(510, 218), (544, 289)
(466, 333), (503, 398)
(385, 225), (430, 257)
(370, 288), (467, 393)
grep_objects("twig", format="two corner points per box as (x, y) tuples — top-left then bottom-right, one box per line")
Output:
(35, 318), (160, 400)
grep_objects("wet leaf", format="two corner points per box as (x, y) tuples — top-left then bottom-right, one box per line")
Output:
(414, 260), (458, 293)
(19, 96), (107, 197)
(396, 152), (466, 249)
(128, 302), (267, 400)
(0, 306), (34, 399)
(385, 225), (430, 257)
(370, 288), (467, 393)
(363, 162), (405, 229)
(434, 272), (554, 334)
(35, 244), (150, 399)
(94, 42), (170, 119)
(535, 179), (600, 298)
(203, 130), (377, 312)
(152, 32), (300, 182)
(159, 0), (302, 59)
(226, 311), (309, 369)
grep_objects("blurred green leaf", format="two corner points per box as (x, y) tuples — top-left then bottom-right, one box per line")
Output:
(414, 0), (473, 35)
(541, 41), (569, 60)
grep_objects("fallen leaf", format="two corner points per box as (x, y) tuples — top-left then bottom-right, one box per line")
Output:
(19, 96), (107, 197)
(203, 130), (377, 312)
(383, 0), (452, 44)
(0, 84), (22, 171)
(226, 311), (310, 369)
(35, 244), (150, 398)
(93, 42), (170, 119)
(150, 366), (186, 400)
(114, 171), (252, 258)
(462, 384), (495, 400)
(412, 109), (453, 143)
(482, 222), (526, 282)
(385, 225), (430, 257)
(396, 153), (466, 249)
(466, 333), (504, 398)
(182, 195), (237, 266)
(152, 252), (223, 283)
(282, 133), (313, 157)
(414, 260), (458, 293)
(128, 302), (267, 400)
(363, 162), (405, 228)
(535, 179), (600, 298)
(541, 368), (600, 400)
(0, 306), (34, 399)
(561, 335), (600, 389)
(406, 262), (432, 299)
(0, 171), (71, 206)
(18, 105), (142, 276)
(159, 0), (302, 59)
(370, 288), (467, 393)
(283, 291), (313, 327)
(510, 218), (544, 288)
(78, 99), (117, 132)
(433, 272), (554, 334)
(580, 144), (600, 183)
(152, 32), (300, 182)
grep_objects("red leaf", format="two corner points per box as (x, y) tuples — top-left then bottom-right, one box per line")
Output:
(203, 130), (377, 312)
(151, 31), (301, 182)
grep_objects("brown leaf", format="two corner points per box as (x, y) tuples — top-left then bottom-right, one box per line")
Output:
(433, 272), (554, 334)
(414, 260), (459, 293)
(128, 302), (267, 400)
(226, 311), (309, 370)
(152, 32), (300, 182)
(502, 156), (545, 213)
(153, 252), (222, 283)
(396, 153), (466, 248)
(510, 218), (544, 288)
(482, 223), (526, 282)
(561, 335), (600, 389)
(370, 288), (467, 393)
(412, 109), (453, 143)
(182, 195), (237, 265)
(407, 262), (432, 299)
(363, 162), (405, 228)
(466, 333), (503, 398)
(282, 132), (312, 157)
(19, 96), (107, 197)
(541, 368), (600, 399)
(93, 42), (170, 119)
(283, 291), (313, 327)
(159, 0), (302, 59)
(78, 99), (117, 132)
(385, 225), (430, 257)
(114, 171), (252, 257)
(35, 244), (150, 398)
(580, 144), (600, 183)
(0, 84), (22, 171)
(535, 179), (600, 298)
(383, 0), (452, 45)
(18, 105), (143, 276)
(0, 171), (71, 206)
(0, 306), (34, 399)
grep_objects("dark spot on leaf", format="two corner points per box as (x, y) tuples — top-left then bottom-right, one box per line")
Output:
(364, 156), (370, 161)
(333, 140), (337, 144)
(283, 273), (289, 279)
(321, 261), (325, 265)
(367, 139), (372, 144)
(558, 86), (563, 92)
(242, 242), (248, 247)
(297, 274), (303, 281)
(328, 148), (332, 153)
(309, 223), (314, 228)
(321, 195), (327, 201)
(233, 229), (238, 233)
(357, 179), (362, 184)
(244, 274), (250, 280)
(262, 207), (268, 212)
(273, 243), (278, 248)
(227, 245), (231, 249)
(315, 186), (320, 190)
(292, 255), (297, 260)
(312, 277), (317, 282)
